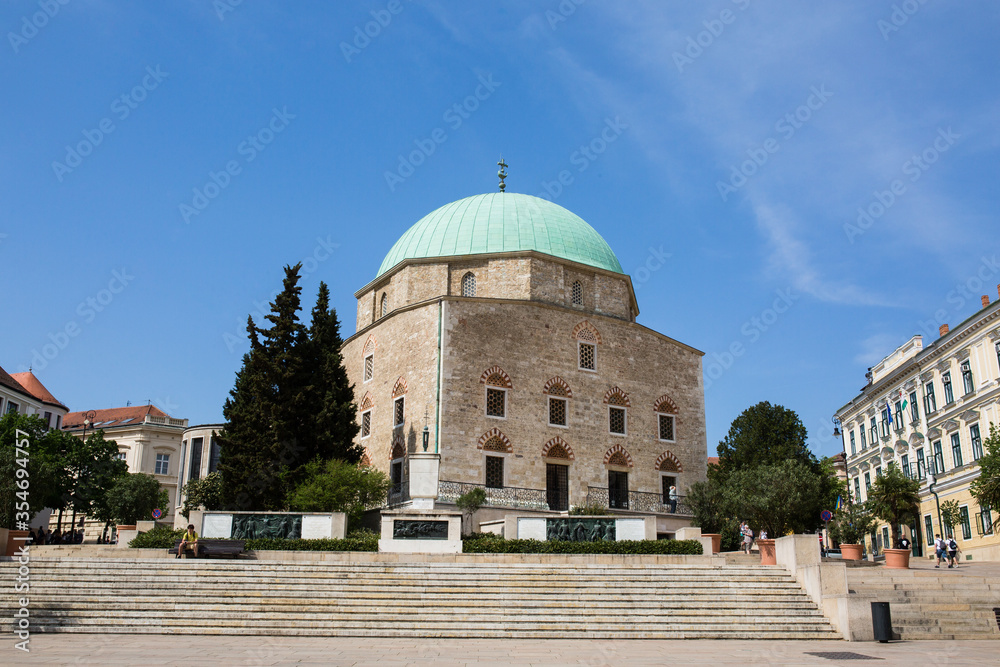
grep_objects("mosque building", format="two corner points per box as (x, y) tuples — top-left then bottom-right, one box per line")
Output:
(343, 170), (708, 536)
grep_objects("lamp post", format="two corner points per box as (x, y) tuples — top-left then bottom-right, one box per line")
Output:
(927, 471), (944, 542)
(70, 410), (96, 539)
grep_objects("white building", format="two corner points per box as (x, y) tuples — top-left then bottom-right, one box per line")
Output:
(0, 366), (68, 429)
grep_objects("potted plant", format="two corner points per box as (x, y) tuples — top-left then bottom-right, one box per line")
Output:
(686, 481), (724, 553)
(867, 464), (920, 569)
(829, 500), (876, 560)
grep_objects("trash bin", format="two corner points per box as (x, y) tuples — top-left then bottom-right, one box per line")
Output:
(871, 601), (892, 643)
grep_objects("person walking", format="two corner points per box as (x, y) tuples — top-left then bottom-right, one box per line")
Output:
(947, 536), (960, 568)
(933, 534), (947, 568)
(742, 523), (754, 554)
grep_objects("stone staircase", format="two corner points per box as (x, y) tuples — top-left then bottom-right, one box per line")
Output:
(846, 568), (1000, 640)
(0, 557), (840, 639)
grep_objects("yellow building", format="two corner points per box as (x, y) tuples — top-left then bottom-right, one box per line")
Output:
(835, 290), (1000, 562)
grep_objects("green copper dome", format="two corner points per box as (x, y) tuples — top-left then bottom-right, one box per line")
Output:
(377, 193), (623, 277)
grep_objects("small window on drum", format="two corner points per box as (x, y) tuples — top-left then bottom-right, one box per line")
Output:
(571, 281), (583, 306)
(461, 272), (476, 297)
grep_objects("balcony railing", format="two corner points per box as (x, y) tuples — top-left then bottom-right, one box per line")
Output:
(438, 480), (551, 510)
(586, 486), (691, 515)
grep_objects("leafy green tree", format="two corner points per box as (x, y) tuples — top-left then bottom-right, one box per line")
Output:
(66, 429), (128, 525)
(970, 423), (1000, 514)
(219, 265), (361, 510)
(0, 413), (65, 528)
(828, 500), (877, 546)
(287, 459), (390, 528)
(456, 487), (487, 532)
(687, 480), (741, 551)
(722, 459), (828, 537)
(714, 402), (817, 483)
(179, 471), (225, 519)
(939, 500), (961, 539)
(97, 473), (168, 525)
(867, 464), (920, 548)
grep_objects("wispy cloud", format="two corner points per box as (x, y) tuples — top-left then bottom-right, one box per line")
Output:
(854, 333), (903, 366)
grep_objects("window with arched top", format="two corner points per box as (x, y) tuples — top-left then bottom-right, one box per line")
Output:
(461, 272), (476, 297)
(571, 280), (583, 306)
(380, 293), (389, 318)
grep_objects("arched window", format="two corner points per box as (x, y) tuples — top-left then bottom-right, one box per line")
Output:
(571, 280), (583, 306)
(461, 272), (476, 297)
(380, 293), (389, 318)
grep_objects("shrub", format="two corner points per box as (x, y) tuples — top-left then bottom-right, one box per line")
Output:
(245, 535), (378, 552)
(461, 534), (702, 555)
(129, 525), (184, 549)
(568, 504), (609, 515)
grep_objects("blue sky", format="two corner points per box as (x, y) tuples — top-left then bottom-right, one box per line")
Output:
(3, 1), (998, 460)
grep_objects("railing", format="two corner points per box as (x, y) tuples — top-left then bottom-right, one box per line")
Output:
(438, 480), (550, 510)
(586, 486), (691, 515)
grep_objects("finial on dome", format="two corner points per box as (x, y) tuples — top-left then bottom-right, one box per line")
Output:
(497, 156), (508, 192)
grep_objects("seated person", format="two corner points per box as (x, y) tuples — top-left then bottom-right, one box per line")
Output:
(177, 524), (199, 558)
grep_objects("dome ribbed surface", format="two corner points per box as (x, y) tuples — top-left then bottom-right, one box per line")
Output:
(377, 193), (623, 277)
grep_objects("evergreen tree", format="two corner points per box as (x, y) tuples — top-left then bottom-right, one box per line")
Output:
(713, 401), (817, 482)
(217, 265), (361, 511)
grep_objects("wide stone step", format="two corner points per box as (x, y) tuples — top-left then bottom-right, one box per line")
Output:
(0, 622), (840, 640)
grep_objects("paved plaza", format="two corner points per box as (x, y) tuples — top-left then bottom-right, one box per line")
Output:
(4, 636), (998, 666)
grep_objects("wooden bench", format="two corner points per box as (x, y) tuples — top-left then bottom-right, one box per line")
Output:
(169, 539), (246, 559)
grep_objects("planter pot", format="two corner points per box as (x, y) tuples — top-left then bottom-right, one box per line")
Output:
(883, 548), (911, 569)
(4, 530), (30, 557)
(840, 543), (863, 561)
(703, 533), (722, 554)
(757, 538), (776, 565)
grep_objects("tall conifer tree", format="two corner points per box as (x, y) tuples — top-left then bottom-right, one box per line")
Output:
(218, 265), (360, 510)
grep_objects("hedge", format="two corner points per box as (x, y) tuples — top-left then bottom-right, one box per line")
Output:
(461, 534), (703, 555)
(128, 526), (379, 552)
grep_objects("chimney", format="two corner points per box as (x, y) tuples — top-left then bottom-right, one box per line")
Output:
(939, 323), (949, 336)
(983, 295), (991, 308)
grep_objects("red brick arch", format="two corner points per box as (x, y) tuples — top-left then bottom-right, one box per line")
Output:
(390, 434), (405, 460)
(604, 444), (633, 468)
(359, 392), (374, 410)
(604, 387), (631, 407)
(477, 427), (512, 453)
(542, 436), (575, 461)
(654, 394), (679, 414)
(480, 365), (513, 388)
(391, 377), (408, 397)
(543, 376), (573, 398)
(655, 451), (683, 473)
(573, 320), (603, 344)
(362, 334), (377, 356)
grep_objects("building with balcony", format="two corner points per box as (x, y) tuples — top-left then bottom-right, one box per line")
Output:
(835, 289), (1000, 561)
(343, 191), (707, 536)
(61, 405), (188, 534)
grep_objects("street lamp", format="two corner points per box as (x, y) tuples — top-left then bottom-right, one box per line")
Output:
(927, 471), (944, 542)
(832, 417), (842, 438)
(69, 410), (97, 541)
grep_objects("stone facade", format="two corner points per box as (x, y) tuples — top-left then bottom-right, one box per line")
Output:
(342, 251), (706, 513)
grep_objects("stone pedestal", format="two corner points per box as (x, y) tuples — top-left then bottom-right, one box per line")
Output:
(408, 451), (440, 510)
(378, 509), (462, 553)
(676, 526), (713, 555)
